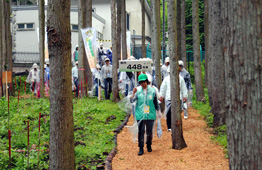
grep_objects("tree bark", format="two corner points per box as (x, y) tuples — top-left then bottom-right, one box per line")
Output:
(167, 0), (187, 150)
(176, 0), (181, 60)
(117, 0), (122, 62)
(180, 0), (187, 69)
(192, 0), (205, 102)
(204, 0), (208, 89)
(208, 0), (225, 127)
(222, 1), (262, 169)
(0, 0), (2, 97)
(47, 0), (75, 169)
(151, 0), (162, 89)
(112, 0), (119, 102)
(39, 0), (45, 98)
(142, 0), (146, 58)
(121, 0), (127, 60)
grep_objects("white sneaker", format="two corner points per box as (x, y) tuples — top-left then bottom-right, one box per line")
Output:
(167, 129), (171, 132)
(184, 116), (188, 119)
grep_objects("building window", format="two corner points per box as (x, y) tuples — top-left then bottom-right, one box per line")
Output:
(126, 13), (130, 30)
(71, 24), (79, 32)
(17, 23), (35, 30)
(97, 31), (103, 40)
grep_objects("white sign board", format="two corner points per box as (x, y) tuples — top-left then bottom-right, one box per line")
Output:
(119, 60), (152, 72)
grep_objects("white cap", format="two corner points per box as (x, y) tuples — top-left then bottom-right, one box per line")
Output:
(96, 64), (101, 69)
(178, 60), (184, 66)
(76, 44), (78, 48)
(33, 63), (38, 68)
(167, 66), (170, 73)
(46, 60), (49, 65)
(165, 57), (170, 63)
(44, 64), (47, 68)
(75, 61), (78, 65)
(100, 42), (103, 46)
(129, 56), (136, 60)
(105, 58), (110, 62)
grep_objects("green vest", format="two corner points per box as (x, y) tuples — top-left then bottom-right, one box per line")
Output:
(135, 86), (156, 120)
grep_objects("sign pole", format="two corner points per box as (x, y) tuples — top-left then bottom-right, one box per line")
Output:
(6, 71), (8, 99)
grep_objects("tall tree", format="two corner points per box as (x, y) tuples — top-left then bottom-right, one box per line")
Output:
(222, 1), (262, 169)
(47, 0), (75, 169)
(151, 0), (161, 89)
(176, 0), (181, 59)
(0, 0), (2, 97)
(192, 0), (205, 102)
(141, 0), (146, 58)
(39, 0), (45, 98)
(180, 0), (187, 69)
(78, 0), (92, 97)
(112, 0), (119, 102)
(204, 0), (208, 88)
(208, 0), (225, 127)
(2, 0), (12, 95)
(167, 0), (187, 149)
(117, 0), (122, 61)
(121, 0), (127, 60)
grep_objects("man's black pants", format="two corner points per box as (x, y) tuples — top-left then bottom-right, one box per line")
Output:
(137, 120), (154, 148)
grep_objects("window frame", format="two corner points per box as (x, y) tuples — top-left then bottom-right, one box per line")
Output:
(17, 23), (35, 31)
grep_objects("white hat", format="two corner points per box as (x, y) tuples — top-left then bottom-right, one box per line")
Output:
(75, 61), (78, 65)
(96, 64), (101, 69)
(129, 56), (136, 60)
(46, 60), (49, 65)
(165, 57), (170, 63)
(75, 44), (78, 48)
(167, 66), (170, 73)
(44, 64), (47, 68)
(178, 60), (184, 66)
(105, 58), (110, 62)
(33, 63), (38, 69)
(100, 42), (103, 46)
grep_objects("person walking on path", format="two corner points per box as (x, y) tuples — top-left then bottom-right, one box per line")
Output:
(72, 61), (79, 97)
(178, 60), (193, 119)
(159, 66), (188, 131)
(27, 63), (40, 96)
(101, 58), (112, 99)
(161, 57), (170, 80)
(130, 74), (161, 156)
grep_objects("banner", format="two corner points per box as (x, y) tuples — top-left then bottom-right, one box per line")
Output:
(81, 28), (97, 69)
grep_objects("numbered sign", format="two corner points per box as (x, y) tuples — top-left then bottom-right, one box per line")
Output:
(119, 60), (152, 72)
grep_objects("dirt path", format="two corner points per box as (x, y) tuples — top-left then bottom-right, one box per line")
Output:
(112, 108), (229, 170)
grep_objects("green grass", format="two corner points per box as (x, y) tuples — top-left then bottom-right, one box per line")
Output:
(192, 85), (228, 158)
(0, 95), (126, 169)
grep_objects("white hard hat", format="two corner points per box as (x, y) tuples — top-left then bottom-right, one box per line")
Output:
(167, 66), (170, 73)
(165, 57), (170, 63)
(178, 60), (184, 66)
(33, 63), (38, 68)
(96, 64), (101, 69)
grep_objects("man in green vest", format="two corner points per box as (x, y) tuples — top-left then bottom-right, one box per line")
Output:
(131, 74), (161, 156)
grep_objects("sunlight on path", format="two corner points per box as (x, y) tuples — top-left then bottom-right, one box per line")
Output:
(112, 108), (229, 170)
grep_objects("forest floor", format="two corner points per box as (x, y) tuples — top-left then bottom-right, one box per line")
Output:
(112, 107), (229, 170)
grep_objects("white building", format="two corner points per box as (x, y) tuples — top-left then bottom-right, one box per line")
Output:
(11, 0), (152, 71)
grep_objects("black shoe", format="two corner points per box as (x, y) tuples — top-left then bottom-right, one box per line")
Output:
(147, 145), (152, 152)
(138, 147), (144, 156)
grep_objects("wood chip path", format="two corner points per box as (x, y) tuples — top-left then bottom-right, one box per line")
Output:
(112, 108), (229, 170)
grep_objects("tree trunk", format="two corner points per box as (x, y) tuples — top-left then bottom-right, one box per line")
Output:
(222, 1), (262, 169)
(204, 0), (208, 89)
(121, 0), (127, 60)
(39, 0), (45, 98)
(208, 0), (225, 127)
(0, 0), (2, 97)
(47, 0), (75, 169)
(180, 0), (187, 69)
(78, 0), (92, 97)
(2, 0), (12, 95)
(167, 0), (187, 150)
(192, 0), (205, 102)
(176, 0), (181, 60)
(142, 0), (146, 58)
(112, 0), (119, 102)
(151, 0), (161, 89)
(84, 0), (93, 92)
(117, 0), (122, 62)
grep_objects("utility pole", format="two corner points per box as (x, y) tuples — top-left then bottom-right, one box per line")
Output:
(162, 0), (166, 63)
